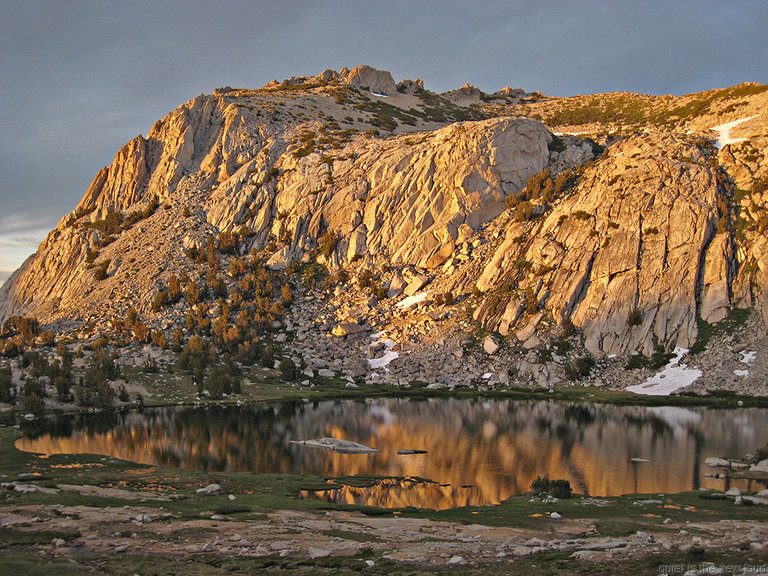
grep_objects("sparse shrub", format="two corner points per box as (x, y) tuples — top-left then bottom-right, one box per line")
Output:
(93, 260), (110, 281)
(185, 282), (201, 304)
(525, 288), (538, 314)
(172, 328), (184, 352)
(550, 479), (573, 499)
(626, 308), (643, 327)
(229, 258), (246, 278)
(132, 320), (150, 342)
(281, 284), (293, 304)
(142, 355), (158, 373)
(531, 475), (551, 495)
(0, 365), (14, 403)
(564, 355), (595, 381)
(358, 269), (375, 290)
(548, 135), (566, 153)
(89, 210), (124, 237)
(40, 331), (56, 347)
(560, 317), (575, 338)
(531, 476), (572, 498)
(21, 386), (44, 414)
(512, 200), (534, 222)
(279, 358), (299, 380)
(2, 339), (22, 358)
(151, 290), (168, 312)
(151, 330), (167, 349)
(201, 364), (241, 399)
(85, 247), (99, 264)
(319, 230), (339, 258)
(217, 230), (239, 255)
(3, 316), (40, 344)
(54, 373), (73, 402)
(261, 345), (275, 369)
(142, 196), (159, 219)
(266, 166), (280, 181)
(177, 336), (217, 384)
(166, 275), (182, 304)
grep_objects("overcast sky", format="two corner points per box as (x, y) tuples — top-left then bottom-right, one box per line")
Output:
(1, 0), (766, 283)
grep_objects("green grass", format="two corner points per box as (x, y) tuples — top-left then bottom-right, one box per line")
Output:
(690, 307), (752, 355)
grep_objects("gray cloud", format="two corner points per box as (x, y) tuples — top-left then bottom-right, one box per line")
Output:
(1, 0), (765, 276)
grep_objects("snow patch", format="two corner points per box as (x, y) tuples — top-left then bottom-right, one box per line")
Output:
(740, 350), (757, 365)
(734, 369), (750, 377)
(368, 349), (399, 370)
(626, 348), (702, 396)
(370, 92), (389, 98)
(482, 372), (492, 380)
(367, 332), (400, 370)
(396, 291), (430, 309)
(710, 115), (758, 149)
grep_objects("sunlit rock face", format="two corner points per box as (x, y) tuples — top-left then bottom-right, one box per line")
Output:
(1, 70), (767, 361)
(0, 74), (590, 325)
(473, 132), (735, 356)
(17, 399), (768, 509)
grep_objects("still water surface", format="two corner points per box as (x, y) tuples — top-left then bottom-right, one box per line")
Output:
(17, 398), (768, 509)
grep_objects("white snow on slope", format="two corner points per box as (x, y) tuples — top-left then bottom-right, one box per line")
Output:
(367, 332), (400, 370)
(710, 115), (758, 149)
(626, 347), (702, 396)
(396, 291), (430, 309)
(740, 350), (757, 365)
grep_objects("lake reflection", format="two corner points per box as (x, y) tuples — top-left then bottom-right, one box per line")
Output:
(16, 399), (768, 509)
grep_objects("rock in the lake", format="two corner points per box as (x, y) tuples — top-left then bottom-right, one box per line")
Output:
(290, 438), (379, 453)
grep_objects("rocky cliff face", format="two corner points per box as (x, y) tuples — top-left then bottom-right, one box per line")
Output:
(0, 70), (590, 323)
(1, 69), (767, 381)
(472, 131), (733, 356)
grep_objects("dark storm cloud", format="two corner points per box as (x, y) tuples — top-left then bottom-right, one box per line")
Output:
(1, 0), (765, 278)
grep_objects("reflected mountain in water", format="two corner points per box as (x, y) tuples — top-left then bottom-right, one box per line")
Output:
(16, 399), (768, 509)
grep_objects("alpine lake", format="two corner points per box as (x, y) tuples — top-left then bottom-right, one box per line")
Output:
(16, 396), (768, 510)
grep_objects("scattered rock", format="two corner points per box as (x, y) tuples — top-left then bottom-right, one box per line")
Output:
(309, 547), (331, 559)
(332, 323), (365, 337)
(483, 335), (500, 355)
(403, 275), (430, 296)
(197, 483), (224, 494)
